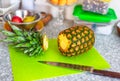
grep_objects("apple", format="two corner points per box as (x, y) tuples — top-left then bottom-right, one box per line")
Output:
(11, 16), (23, 23)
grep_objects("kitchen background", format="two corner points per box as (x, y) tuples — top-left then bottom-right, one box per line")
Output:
(0, 0), (120, 81)
(0, 0), (120, 19)
(0, 0), (120, 35)
(25, 0), (120, 20)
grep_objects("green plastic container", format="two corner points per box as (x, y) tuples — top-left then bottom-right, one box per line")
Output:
(73, 5), (117, 23)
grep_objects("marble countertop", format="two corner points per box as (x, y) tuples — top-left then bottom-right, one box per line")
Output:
(0, 21), (120, 81)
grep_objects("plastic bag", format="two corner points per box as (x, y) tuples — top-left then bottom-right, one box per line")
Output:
(82, 0), (111, 14)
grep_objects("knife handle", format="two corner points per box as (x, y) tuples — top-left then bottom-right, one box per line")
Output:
(92, 69), (120, 79)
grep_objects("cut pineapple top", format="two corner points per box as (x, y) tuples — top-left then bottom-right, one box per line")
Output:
(2, 22), (48, 56)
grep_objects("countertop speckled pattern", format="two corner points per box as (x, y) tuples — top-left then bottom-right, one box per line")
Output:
(0, 21), (120, 81)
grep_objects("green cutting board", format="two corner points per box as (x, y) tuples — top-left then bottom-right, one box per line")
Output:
(8, 39), (110, 81)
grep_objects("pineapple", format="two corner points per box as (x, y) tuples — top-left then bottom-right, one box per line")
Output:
(58, 25), (95, 56)
(1, 23), (48, 56)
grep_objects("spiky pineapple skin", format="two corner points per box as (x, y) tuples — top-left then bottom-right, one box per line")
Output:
(58, 25), (95, 56)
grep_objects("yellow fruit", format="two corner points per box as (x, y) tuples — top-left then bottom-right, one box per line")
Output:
(49, 0), (77, 6)
(57, 25), (95, 56)
(49, 0), (58, 5)
(58, 0), (66, 6)
(66, 0), (77, 5)
(23, 16), (35, 23)
(66, 0), (73, 5)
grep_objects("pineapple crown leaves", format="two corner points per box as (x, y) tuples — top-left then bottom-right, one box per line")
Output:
(1, 22), (47, 56)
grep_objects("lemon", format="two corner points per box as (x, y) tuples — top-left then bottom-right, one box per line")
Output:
(23, 16), (35, 23)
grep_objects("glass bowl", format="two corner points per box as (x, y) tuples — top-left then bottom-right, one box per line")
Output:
(3, 10), (41, 30)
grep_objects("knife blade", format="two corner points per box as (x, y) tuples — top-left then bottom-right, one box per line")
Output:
(39, 61), (120, 79)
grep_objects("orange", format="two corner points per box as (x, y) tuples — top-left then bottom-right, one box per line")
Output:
(35, 20), (44, 31)
(58, 0), (66, 6)
(66, 0), (77, 5)
(4, 22), (12, 32)
(49, 0), (58, 5)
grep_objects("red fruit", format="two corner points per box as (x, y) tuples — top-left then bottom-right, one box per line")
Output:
(12, 16), (22, 23)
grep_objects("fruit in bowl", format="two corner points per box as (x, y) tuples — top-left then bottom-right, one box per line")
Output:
(12, 16), (23, 23)
(23, 16), (35, 23)
(3, 10), (41, 31)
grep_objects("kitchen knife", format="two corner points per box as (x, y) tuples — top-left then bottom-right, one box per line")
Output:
(39, 61), (120, 79)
